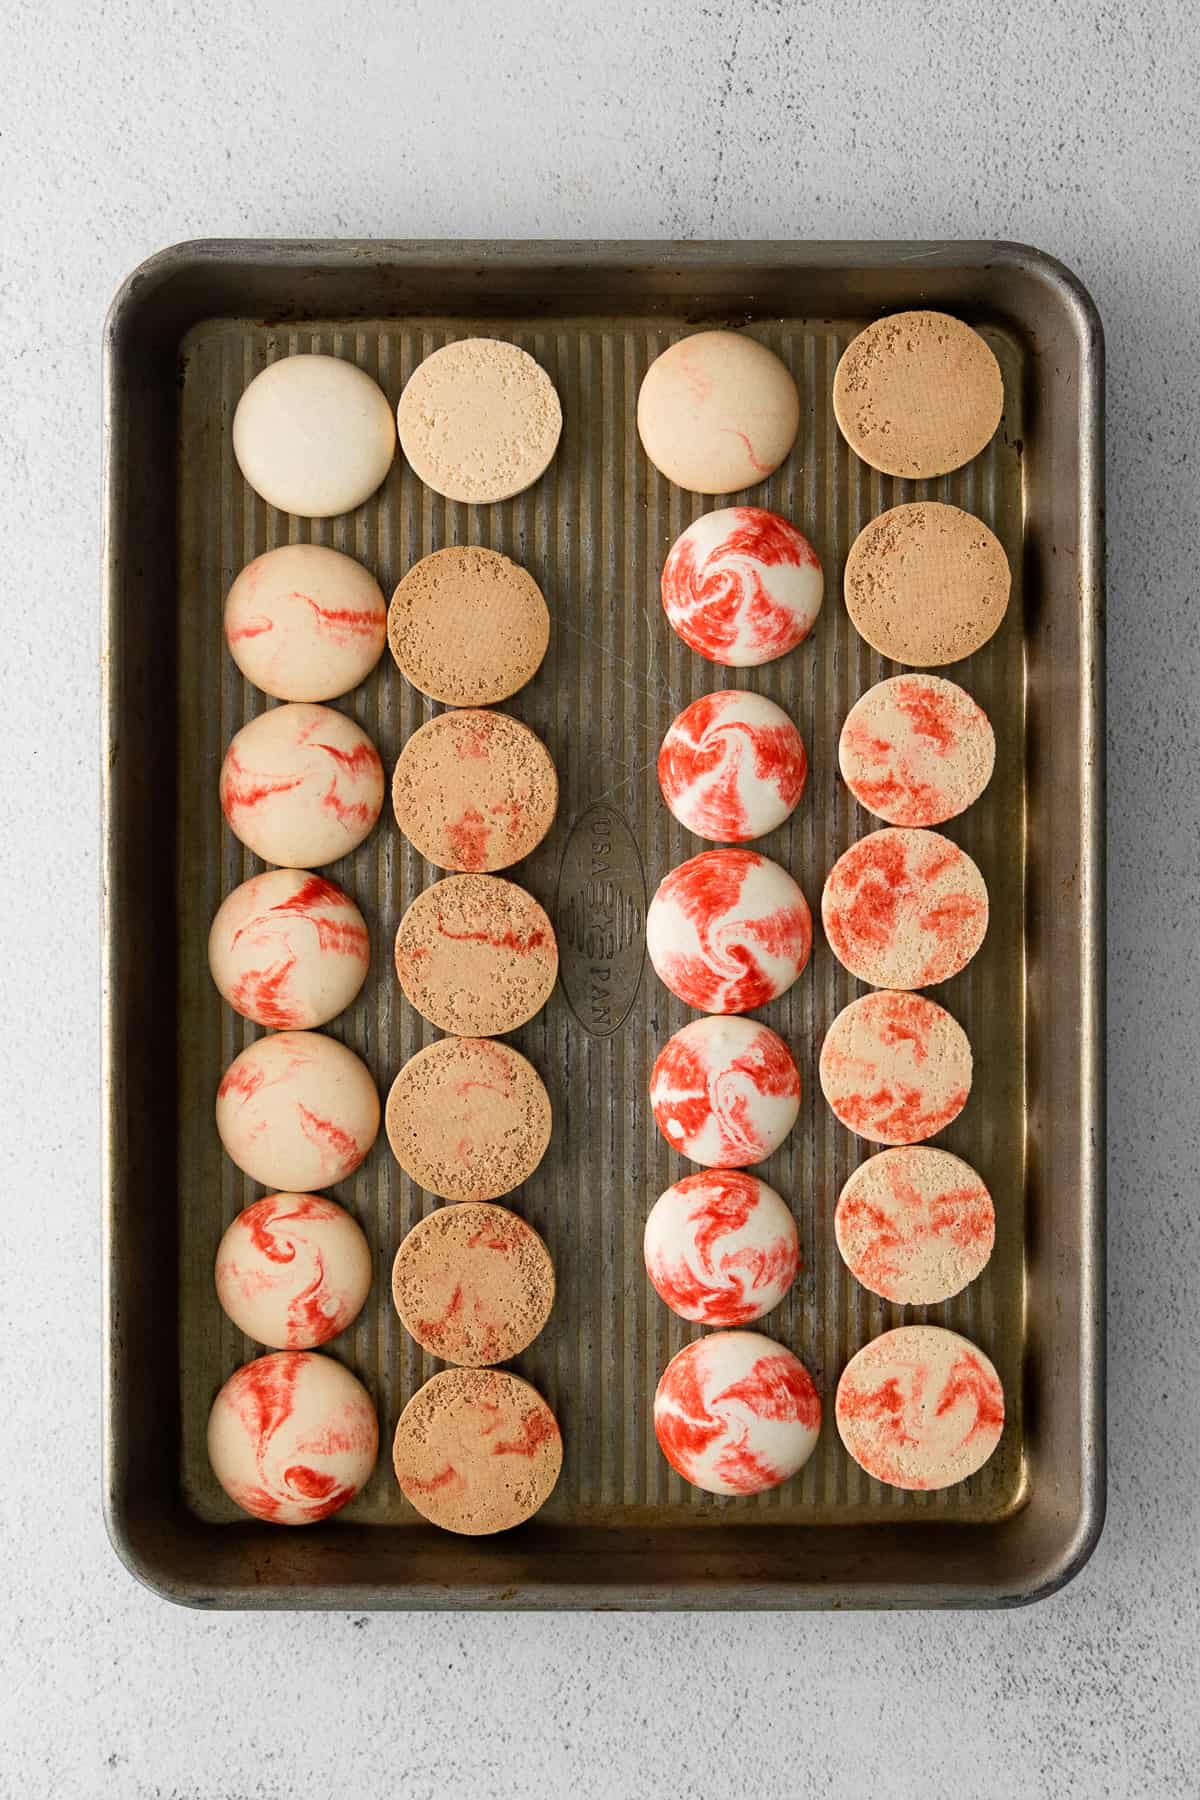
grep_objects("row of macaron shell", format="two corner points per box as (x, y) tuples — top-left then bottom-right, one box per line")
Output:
(211, 334), (573, 1529)
(641, 314), (1011, 1497)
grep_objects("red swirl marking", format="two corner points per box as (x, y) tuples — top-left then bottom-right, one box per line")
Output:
(219, 746), (303, 819)
(230, 956), (301, 1029)
(227, 614), (273, 642)
(295, 592), (386, 642)
(492, 1407), (558, 1459)
(447, 807), (490, 869)
(314, 740), (380, 776)
(297, 1105), (363, 1176)
(893, 677), (958, 753)
(437, 919), (547, 955)
(263, 875), (370, 958)
(936, 1350), (1005, 1443)
(217, 1059), (265, 1103)
(319, 776), (373, 829)
(404, 1462), (466, 1496)
(713, 1353), (822, 1431)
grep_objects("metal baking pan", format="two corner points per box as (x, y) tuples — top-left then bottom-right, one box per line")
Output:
(102, 239), (1104, 1609)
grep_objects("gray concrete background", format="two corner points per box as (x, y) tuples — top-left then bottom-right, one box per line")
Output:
(3, 1), (1197, 1793)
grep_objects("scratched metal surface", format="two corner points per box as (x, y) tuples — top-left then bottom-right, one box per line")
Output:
(174, 308), (1027, 1537)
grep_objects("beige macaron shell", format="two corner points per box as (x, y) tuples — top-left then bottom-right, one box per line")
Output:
(391, 1203), (555, 1366)
(232, 354), (396, 518)
(820, 828), (989, 989)
(834, 1147), (995, 1305)
(215, 1193), (373, 1349)
(392, 1367), (562, 1533)
(833, 311), (1004, 479)
(216, 1030), (380, 1191)
(844, 502), (1011, 668)
(838, 674), (996, 827)
(219, 702), (384, 869)
(637, 331), (800, 494)
(388, 546), (550, 705)
(208, 868), (370, 1030)
(207, 1349), (379, 1524)
(385, 1037), (552, 1202)
(396, 338), (562, 505)
(391, 708), (558, 873)
(224, 543), (387, 701)
(836, 1325), (1004, 1490)
(394, 874), (558, 1035)
(819, 990), (972, 1146)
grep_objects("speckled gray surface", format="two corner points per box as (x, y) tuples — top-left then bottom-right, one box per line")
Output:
(4, 0), (1198, 1793)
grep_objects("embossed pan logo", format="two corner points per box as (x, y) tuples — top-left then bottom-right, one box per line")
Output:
(554, 804), (646, 1038)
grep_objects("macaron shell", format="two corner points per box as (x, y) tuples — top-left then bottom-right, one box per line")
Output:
(392, 1367), (562, 1533)
(215, 1030), (380, 1191)
(836, 1325), (1004, 1490)
(653, 1330), (821, 1495)
(821, 828), (989, 989)
(391, 708), (557, 873)
(214, 1193), (373, 1349)
(650, 1015), (801, 1167)
(232, 354), (396, 518)
(660, 507), (823, 666)
(208, 868), (370, 1030)
(833, 311), (1004, 480)
(658, 690), (808, 842)
(643, 1169), (800, 1325)
(844, 502), (1011, 668)
(637, 333), (800, 494)
(385, 1037), (552, 1202)
(834, 1147), (995, 1305)
(219, 703), (384, 869)
(394, 874), (558, 1036)
(224, 543), (387, 701)
(387, 545), (550, 705)
(819, 990), (972, 1146)
(839, 674), (995, 827)
(207, 1350), (379, 1524)
(391, 1203), (555, 1366)
(396, 338), (562, 504)
(646, 847), (812, 1013)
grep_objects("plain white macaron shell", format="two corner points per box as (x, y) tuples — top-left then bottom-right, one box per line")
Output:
(215, 1030), (380, 1191)
(653, 1330), (821, 1495)
(233, 354), (396, 518)
(208, 868), (370, 1031)
(637, 332), (800, 494)
(207, 1350), (378, 1524)
(215, 1192), (372, 1350)
(224, 543), (387, 701)
(219, 702), (384, 869)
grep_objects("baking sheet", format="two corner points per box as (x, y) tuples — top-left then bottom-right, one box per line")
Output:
(103, 241), (1104, 1607)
